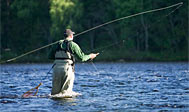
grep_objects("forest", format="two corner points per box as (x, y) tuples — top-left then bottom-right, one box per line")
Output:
(1, 0), (188, 63)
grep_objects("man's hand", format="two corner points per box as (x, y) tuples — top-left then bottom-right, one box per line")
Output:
(90, 53), (99, 60)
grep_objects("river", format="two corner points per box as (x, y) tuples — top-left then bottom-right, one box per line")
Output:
(0, 62), (188, 111)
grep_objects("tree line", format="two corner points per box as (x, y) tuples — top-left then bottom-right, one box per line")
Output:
(1, 0), (188, 63)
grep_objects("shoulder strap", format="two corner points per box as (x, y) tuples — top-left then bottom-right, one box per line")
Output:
(56, 40), (71, 53)
(66, 41), (73, 54)
(56, 40), (65, 52)
(66, 41), (75, 66)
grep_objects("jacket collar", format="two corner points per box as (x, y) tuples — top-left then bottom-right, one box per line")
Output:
(65, 37), (73, 41)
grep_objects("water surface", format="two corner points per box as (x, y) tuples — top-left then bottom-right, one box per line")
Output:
(0, 62), (189, 111)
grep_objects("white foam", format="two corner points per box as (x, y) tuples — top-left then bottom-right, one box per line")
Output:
(49, 91), (81, 98)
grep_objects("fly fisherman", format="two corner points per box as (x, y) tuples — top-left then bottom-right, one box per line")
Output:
(48, 29), (99, 95)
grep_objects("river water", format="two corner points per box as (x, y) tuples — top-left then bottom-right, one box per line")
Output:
(0, 62), (189, 112)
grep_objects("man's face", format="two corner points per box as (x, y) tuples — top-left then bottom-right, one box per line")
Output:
(69, 34), (74, 40)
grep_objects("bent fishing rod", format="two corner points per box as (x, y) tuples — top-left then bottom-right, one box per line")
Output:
(0, 2), (183, 64)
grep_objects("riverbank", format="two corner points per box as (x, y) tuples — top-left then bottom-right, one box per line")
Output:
(0, 50), (188, 64)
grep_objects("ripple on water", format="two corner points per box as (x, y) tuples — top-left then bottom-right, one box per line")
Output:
(0, 63), (188, 111)
(1, 100), (17, 104)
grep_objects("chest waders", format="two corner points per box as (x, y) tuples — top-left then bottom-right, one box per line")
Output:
(51, 40), (76, 95)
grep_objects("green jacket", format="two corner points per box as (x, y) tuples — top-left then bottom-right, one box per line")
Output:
(48, 40), (90, 62)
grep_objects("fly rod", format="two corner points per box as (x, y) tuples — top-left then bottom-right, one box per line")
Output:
(0, 2), (183, 64)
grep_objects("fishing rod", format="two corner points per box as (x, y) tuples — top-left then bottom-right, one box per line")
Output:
(87, 1), (183, 54)
(86, 1), (182, 55)
(74, 2), (183, 37)
(0, 2), (183, 64)
(87, 2), (183, 73)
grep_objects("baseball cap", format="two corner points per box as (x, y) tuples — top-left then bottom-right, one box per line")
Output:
(64, 29), (75, 37)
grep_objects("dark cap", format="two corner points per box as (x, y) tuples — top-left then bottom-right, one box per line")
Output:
(64, 29), (75, 37)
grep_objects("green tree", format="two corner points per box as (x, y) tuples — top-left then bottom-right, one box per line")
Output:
(78, 0), (117, 51)
(49, 0), (83, 41)
(1, 0), (51, 61)
(0, 0), (187, 62)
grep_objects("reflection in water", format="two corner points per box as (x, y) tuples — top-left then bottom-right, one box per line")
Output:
(1, 100), (17, 104)
(52, 97), (78, 106)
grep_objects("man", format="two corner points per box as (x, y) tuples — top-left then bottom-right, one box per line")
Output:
(48, 29), (99, 95)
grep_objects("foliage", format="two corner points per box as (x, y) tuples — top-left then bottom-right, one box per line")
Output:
(49, 0), (83, 41)
(0, 0), (188, 63)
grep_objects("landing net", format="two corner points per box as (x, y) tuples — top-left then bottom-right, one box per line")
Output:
(22, 83), (42, 98)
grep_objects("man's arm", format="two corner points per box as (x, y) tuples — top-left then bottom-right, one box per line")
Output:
(70, 41), (91, 62)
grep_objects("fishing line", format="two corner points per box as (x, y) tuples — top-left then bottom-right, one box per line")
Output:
(40, 64), (55, 82)
(88, 1), (182, 54)
(0, 2), (183, 64)
(74, 2), (183, 37)
(86, 40), (126, 76)
(90, 61), (100, 75)
(138, 2), (183, 32)
(86, 40), (125, 54)
(86, 3), (182, 73)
